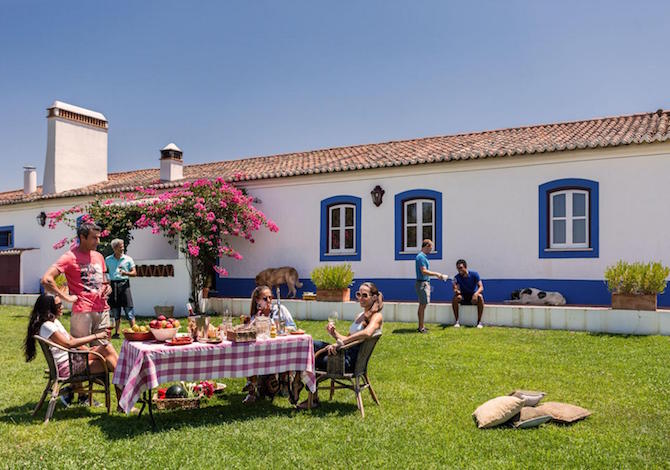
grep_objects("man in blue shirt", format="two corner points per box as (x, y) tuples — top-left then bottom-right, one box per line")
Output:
(452, 259), (485, 328)
(105, 239), (137, 338)
(415, 239), (447, 334)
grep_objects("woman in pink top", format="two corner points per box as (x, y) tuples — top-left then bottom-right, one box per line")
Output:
(23, 294), (129, 412)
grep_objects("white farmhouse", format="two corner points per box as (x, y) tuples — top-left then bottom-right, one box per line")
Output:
(1, 100), (669, 314)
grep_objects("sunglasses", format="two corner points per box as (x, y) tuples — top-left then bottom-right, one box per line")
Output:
(355, 292), (370, 299)
(261, 296), (273, 301)
(55, 303), (63, 310)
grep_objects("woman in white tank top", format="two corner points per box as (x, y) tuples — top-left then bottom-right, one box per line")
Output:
(297, 282), (383, 409)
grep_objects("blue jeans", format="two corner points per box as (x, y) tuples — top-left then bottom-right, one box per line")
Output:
(313, 340), (359, 373)
(111, 307), (135, 323)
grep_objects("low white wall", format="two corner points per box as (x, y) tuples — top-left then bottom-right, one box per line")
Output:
(201, 298), (670, 336)
(4, 294), (668, 336)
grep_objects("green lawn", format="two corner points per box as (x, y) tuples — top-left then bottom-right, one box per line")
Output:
(1, 305), (669, 469)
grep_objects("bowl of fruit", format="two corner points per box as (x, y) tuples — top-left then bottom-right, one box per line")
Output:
(122, 324), (153, 341)
(149, 315), (181, 342)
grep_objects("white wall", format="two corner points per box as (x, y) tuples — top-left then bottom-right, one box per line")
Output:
(223, 145), (670, 281)
(128, 257), (191, 317)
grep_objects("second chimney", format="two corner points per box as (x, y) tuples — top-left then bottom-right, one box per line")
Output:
(23, 166), (37, 194)
(160, 143), (183, 182)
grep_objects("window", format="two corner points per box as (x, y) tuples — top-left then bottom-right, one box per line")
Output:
(320, 196), (361, 261)
(539, 179), (598, 258)
(403, 199), (435, 251)
(395, 189), (442, 260)
(549, 190), (588, 248)
(0, 226), (13, 249)
(328, 204), (356, 254)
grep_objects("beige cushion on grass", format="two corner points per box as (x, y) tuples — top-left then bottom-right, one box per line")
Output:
(509, 390), (546, 407)
(534, 401), (591, 423)
(472, 396), (524, 429)
(512, 406), (553, 429)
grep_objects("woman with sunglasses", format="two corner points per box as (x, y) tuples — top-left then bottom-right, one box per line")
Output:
(248, 285), (296, 328)
(242, 285), (298, 404)
(297, 282), (383, 409)
(24, 294), (128, 412)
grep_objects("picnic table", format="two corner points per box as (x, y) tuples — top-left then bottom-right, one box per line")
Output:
(113, 334), (316, 427)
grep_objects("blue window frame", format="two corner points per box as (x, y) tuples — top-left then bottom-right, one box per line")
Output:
(539, 178), (599, 258)
(0, 225), (14, 249)
(320, 195), (361, 261)
(395, 189), (442, 260)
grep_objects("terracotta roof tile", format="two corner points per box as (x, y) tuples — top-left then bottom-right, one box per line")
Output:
(2, 108), (669, 206)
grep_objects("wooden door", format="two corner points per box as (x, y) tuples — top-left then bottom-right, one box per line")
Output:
(0, 255), (20, 293)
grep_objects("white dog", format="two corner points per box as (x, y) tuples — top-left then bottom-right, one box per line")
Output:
(505, 288), (566, 306)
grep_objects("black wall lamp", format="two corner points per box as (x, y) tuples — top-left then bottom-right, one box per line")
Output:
(36, 211), (47, 227)
(370, 185), (385, 207)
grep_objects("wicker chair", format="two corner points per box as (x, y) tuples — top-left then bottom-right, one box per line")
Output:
(313, 331), (381, 418)
(32, 335), (111, 424)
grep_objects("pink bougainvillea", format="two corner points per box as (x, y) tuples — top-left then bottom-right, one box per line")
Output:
(46, 178), (278, 312)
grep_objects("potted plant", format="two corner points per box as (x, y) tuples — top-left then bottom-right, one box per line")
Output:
(310, 263), (354, 302)
(604, 260), (669, 311)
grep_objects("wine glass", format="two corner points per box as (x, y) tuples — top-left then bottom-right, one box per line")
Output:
(328, 311), (338, 327)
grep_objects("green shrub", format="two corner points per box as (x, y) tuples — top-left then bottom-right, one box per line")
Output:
(604, 260), (670, 295)
(310, 263), (354, 290)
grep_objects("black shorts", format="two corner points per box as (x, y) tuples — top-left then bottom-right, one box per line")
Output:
(459, 293), (474, 305)
(108, 280), (134, 309)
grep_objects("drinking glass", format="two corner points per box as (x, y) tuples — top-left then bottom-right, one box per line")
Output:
(328, 311), (338, 327)
(105, 317), (115, 344)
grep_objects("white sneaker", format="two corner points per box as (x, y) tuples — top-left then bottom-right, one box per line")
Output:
(477, 323), (483, 329)
(453, 322), (460, 328)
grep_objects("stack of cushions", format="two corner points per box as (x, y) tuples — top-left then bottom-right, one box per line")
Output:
(472, 390), (591, 429)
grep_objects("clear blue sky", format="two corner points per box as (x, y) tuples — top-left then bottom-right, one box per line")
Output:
(1, 0), (668, 192)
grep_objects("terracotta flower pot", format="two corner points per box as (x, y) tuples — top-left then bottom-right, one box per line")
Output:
(316, 288), (351, 302)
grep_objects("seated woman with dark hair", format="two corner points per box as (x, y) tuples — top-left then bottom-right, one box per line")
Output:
(23, 294), (130, 412)
(297, 281), (383, 409)
(241, 285), (298, 404)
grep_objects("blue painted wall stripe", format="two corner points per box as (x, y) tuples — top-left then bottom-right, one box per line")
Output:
(215, 277), (670, 307)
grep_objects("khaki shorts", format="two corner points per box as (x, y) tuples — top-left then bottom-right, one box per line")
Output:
(70, 311), (110, 346)
(415, 281), (431, 305)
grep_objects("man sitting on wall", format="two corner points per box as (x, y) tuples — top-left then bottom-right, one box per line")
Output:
(452, 259), (484, 328)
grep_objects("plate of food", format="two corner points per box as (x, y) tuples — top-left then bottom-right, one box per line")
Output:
(165, 336), (193, 346)
(200, 336), (222, 344)
(290, 329), (306, 335)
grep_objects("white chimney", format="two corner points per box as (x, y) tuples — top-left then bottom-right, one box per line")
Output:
(160, 143), (183, 182)
(23, 166), (37, 194)
(43, 101), (108, 195)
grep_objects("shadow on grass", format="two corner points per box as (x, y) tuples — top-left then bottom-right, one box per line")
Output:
(391, 328), (421, 334)
(89, 392), (359, 438)
(0, 401), (100, 425)
(2, 393), (359, 436)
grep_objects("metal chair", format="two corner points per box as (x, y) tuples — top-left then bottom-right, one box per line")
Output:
(32, 335), (111, 424)
(313, 331), (382, 418)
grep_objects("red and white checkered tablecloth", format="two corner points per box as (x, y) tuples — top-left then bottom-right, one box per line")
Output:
(112, 334), (316, 413)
